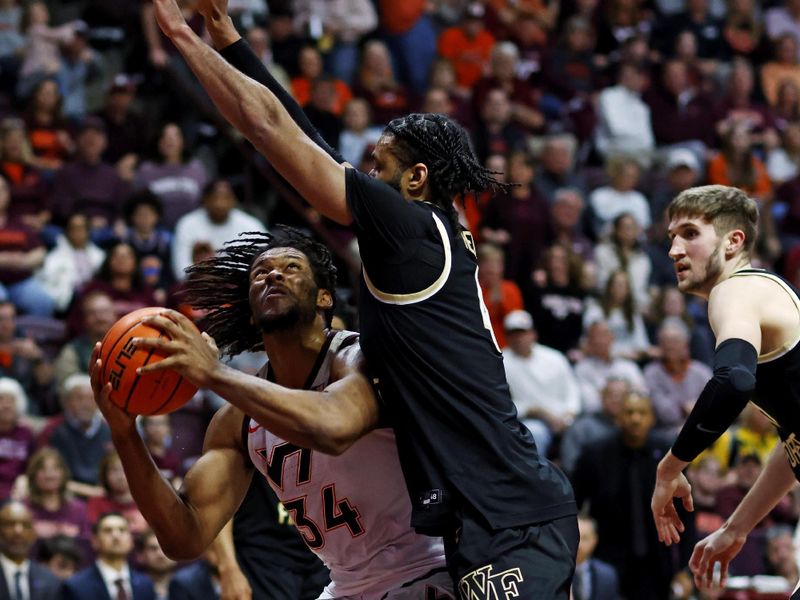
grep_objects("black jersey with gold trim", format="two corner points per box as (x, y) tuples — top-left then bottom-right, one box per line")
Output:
(730, 269), (800, 480)
(345, 168), (576, 535)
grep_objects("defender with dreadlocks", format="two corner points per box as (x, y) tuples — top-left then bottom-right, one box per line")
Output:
(152, 0), (577, 596)
(90, 227), (454, 599)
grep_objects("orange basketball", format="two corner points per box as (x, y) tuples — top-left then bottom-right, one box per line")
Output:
(99, 307), (198, 415)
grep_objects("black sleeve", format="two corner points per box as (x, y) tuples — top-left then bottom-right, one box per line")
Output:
(218, 39), (346, 165)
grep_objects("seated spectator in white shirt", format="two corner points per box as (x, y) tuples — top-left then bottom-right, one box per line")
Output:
(337, 98), (382, 167)
(171, 179), (266, 280)
(588, 156), (651, 239)
(502, 310), (581, 456)
(643, 320), (712, 432)
(595, 62), (655, 166)
(574, 320), (647, 413)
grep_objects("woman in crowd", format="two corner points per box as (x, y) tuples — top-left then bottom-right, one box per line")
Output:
(0, 377), (33, 499)
(23, 78), (72, 174)
(86, 451), (148, 535)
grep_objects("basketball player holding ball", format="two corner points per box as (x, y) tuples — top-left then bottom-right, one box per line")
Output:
(650, 185), (800, 597)
(90, 227), (454, 599)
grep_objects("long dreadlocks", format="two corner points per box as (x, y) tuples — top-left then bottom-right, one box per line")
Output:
(384, 113), (513, 231)
(179, 226), (337, 357)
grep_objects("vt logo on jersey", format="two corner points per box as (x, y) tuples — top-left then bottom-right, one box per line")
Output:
(259, 442), (365, 550)
(458, 566), (524, 600)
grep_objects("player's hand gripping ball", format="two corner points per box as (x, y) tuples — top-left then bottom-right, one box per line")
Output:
(99, 307), (198, 415)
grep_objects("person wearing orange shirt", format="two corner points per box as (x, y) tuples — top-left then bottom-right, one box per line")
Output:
(437, 3), (496, 91)
(477, 242), (524, 348)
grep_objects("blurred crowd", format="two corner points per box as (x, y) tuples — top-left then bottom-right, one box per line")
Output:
(0, 0), (799, 598)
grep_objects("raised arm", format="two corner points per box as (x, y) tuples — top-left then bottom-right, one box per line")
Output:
(134, 311), (380, 455)
(91, 352), (253, 560)
(153, 0), (351, 225)
(652, 278), (761, 545)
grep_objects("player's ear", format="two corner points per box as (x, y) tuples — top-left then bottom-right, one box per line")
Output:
(726, 229), (746, 257)
(406, 163), (428, 194)
(317, 289), (333, 310)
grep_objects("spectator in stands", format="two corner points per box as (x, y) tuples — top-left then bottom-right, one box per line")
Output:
(36, 534), (82, 580)
(646, 286), (715, 366)
(61, 512), (156, 600)
(351, 40), (409, 126)
(713, 58), (775, 148)
(53, 290), (114, 391)
(168, 544), (221, 600)
(472, 88), (528, 164)
(767, 122), (800, 186)
(0, 0), (24, 90)
(656, 0), (725, 64)
(707, 123), (773, 201)
(644, 58), (715, 147)
(728, 403), (780, 468)
(721, 0), (765, 61)
(594, 0), (653, 61)
(594, 212), (653, 311)
(477, 243), (523, 349)
(140, 415), (182, 485)
(95, 74), (149, 168)
(584, 270), (652, 362)
(171, 179), (265, 280)
(649, 147), (702, 221)
(0, 301), (54, 405)
(595, 61), (655, 165)
(50, 116), (129, 236)
(547, 188), (593, 262)
(377, 0), (437, 95)
(0, 378), (33, 498)
(643, 321), (712, 431)
(560, 377), (629, 475)
(291, 45), (352, 116)
(574, 319), (647, 413)
(0, 121), (48, 233)
(23, 78), (73, 174)
(715, 452), (797, 576)
(71, 242), (157, 327)
(571, 514), (620, 600)
(22, 447), (90, 544)
(0, 500), (61, 600)
(133, 122), (209, 230)
(588, 155), (651, 238)
(765, 0), (800, 61)
(426, 57), (473, 128)
(292, 0), (377, 86)
(136, 529), (175, 600)
(338, 98), (382, 167)
(472, 41), (546, 134)
(764, 525), (799, 586)
(118, 192), (173, 292)
(761, 34), (800, 108)
(243, 27), (291, 92)
(47, 374), (112, 487)
(572, 393), (691, 600)
(525, 243), (588, 356)
(57, 23), (103, 121)
(503, 309), (581, 456)
(437, 2), (496, 91)
(533, 134), (587, 203)
(303, 76), (345, 149)
(36, 212), (105, 313)
(481, 150), (550, 286)
(87, 451), (148, 536)
(686, 456), (725, 538)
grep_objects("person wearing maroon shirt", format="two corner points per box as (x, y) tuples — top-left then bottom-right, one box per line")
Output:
(0, 377), (34, 499)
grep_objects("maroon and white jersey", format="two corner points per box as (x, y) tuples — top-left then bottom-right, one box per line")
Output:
(247, 330), (447, 598)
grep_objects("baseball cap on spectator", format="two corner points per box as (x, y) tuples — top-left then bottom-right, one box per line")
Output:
(504, 310), (534, 332)
(109, 74), (137, 95)
(465, 2), (485, 19)
(77, 115), (106, 135)
(666, 148), (700, 172)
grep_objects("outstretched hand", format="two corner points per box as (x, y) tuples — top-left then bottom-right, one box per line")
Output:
(195, 0), (230, 22)
(651, 470), (694, 546)
(133, 309), (220, 389)
(153, 0), (188, 39)
(689, 527), (746, 590)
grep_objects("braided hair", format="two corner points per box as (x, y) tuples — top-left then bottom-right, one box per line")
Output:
(384, 113), (512, 231)
(179, 226), (337, 357)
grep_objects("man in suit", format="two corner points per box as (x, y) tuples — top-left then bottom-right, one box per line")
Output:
(571, 515), (619, 600)
(168, 546), (221, 600)
(0, 501), (60, 600)
(61, 512), (155, 600)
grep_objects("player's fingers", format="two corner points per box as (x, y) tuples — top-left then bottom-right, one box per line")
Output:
(132, 336), (176, 352)
(141, 314), (183, 338)
(682, 492), (694, 513)
(89, 358), (103, 393)
(137, 357), (178, 374)
(718, 559), (730, 589)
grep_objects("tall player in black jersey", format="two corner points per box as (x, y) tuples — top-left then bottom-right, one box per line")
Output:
(650, 185), (800, 596)
(151, 0), (578, 596)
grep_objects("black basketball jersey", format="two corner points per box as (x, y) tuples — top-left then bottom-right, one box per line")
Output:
(729, 269), (800, 481)
(345, 168), (576, 534)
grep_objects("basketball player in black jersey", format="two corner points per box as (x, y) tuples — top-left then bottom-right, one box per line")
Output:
(650, 185), (800, 596)
(151, 0), (578, 596)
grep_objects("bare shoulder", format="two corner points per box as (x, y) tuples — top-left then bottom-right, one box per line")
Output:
(203, 403), (248, 453)
(330, 338), (367, 381)
(709, 276), (768, 309)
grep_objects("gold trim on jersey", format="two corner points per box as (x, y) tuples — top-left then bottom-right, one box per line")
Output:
(362, 212), (452, 305)
(729, 270), (800, 363)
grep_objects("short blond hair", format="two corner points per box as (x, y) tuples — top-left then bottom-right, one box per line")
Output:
(667, 185), (759, 255)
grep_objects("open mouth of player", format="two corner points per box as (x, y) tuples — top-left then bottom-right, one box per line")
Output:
(675, 263), (690, 277)
(264, 287), (288, 299)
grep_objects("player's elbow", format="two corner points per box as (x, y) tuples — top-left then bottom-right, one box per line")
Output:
(312, 420), (363, 456)
(158, 534), (205, 561)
